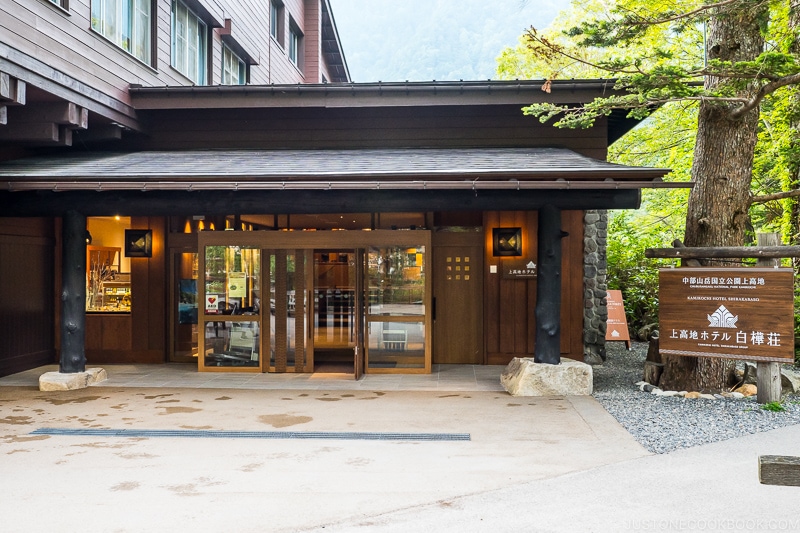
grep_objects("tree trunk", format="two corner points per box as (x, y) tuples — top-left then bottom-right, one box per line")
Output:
(534, 204), (568, 364)
(60, 210), (87, 373)
(662, 4), (766, 393)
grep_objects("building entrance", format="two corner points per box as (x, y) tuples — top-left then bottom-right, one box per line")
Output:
(195, 231), (431, 375)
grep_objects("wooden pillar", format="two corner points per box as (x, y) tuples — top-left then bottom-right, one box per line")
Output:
(534, 204), (569, 364)
(60, 210), (86, 373)
(756, 232), (782, 404)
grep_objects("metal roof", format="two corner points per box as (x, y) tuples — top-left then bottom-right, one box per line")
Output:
(0, 147), (678, 192)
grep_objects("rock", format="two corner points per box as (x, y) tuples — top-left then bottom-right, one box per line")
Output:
(699, 393), (717, 400)
(731, 392), (745, 399)
(734, 384), (758, 397)
(643, 383), (655, 393)
(663, 390), (682, 397)
(713, 394), (725, 400)
(635, 381), (647, 388)
(501, 357), (593, 396)
(781, 368), (800, 394)
(651, 388), (664, 396)
(685, 391), (702, 399)
(39, 367), (107, 391)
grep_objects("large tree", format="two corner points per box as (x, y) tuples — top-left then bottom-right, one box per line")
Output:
(516, 0), (800, 392)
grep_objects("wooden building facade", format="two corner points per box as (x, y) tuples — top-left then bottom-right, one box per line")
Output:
(0, 2), (674, 378)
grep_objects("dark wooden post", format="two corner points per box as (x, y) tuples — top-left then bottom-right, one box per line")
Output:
(534, 204), (569, 364)
(60, 210), (86, 373)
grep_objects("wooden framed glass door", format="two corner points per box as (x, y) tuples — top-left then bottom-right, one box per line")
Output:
(266, 248), (313, 372)
(196, 230), (430, 374)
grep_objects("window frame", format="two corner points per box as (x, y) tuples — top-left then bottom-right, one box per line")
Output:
(221, 44), (247, 85)
(288, 20), (302, 68)
(270, 0), (285, 47)
(170, 0), (208, 85)
(90, 0), (153, 65)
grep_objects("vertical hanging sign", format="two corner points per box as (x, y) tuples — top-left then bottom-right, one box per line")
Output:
(605, 289), (631, 349)
(659, 268), (794, 362)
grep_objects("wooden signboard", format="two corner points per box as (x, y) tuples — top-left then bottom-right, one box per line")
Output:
(501, 258), (537, 279)
(605, 289), (631, 349)
(659, 268), (795, 363)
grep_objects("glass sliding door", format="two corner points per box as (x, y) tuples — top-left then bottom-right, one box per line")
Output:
(267, 249), (313, 372)
(199, 241), (261, 371)
(366, 244), (429, 372)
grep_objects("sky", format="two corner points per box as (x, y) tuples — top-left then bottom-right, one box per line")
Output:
(329, 0), (571, 82)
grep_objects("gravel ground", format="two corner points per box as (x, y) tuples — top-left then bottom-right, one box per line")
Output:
(593, 341), (800, 454)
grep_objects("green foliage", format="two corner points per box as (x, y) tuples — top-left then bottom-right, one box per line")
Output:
(760, 401), (787, 412)
(607, 210), (682, 334)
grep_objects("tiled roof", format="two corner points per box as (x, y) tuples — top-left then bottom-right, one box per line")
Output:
(0, 147), (676, 191)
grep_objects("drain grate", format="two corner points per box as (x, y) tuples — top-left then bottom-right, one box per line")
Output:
(31, 428), (470, 441)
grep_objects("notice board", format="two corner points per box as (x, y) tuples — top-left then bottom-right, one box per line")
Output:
(659, 268), (794, 363)
(605, 289), (631, 348)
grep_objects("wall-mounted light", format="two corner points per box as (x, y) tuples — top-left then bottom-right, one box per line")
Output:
(492, 227), (522, 257)
(125, 229), (153, 258)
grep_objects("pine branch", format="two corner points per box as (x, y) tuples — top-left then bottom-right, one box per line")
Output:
(751, 189), (800, 203)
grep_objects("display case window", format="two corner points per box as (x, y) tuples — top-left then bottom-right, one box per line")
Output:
(86, 216), (134, 313)
(204, 245), (261, 315)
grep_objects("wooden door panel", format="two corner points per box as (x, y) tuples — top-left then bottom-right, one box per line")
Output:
(433, 235), (484, 364)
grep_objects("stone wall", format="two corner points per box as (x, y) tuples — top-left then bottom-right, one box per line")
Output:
(583, 209), (607, 364)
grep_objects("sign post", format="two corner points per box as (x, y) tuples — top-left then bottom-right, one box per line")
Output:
(659, 268), (794, 364)
(605, 289), (631, 349)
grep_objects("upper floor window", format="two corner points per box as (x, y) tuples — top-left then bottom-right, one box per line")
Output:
(270, 0), (285, 46)
(288, 23), (302, 67)
(91, 0), (152, 64)
(48, 0), (69, 9)
(221, 45), (246, 85)
(171, 0), (207, 84)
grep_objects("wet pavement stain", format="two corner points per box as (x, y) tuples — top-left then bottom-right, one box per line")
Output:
(144, 394), (174, 400)
(346, 457), (372, 466)
(166, 483), (199, 496)
(258, 414), (313, 428)
(341, 394), (355, 398)
(373, 392), (386, 396)
(111, 404), (128, 410)
(41, 395), (103, 405)
(0, 416), (32, 425)
(298, 393), (309, 397)
(7, 449), (30, 454)
(156, 399), (180, 404)
(111, 481), (140, 492)
(118, 452), (157, 460)
(507, 403), (522, 407)
(357, 397), (378, 400)
(439, 394), (460, 398)
(214, 396), (232, 401)
(281, 397), (293, 401)
(180, 425), (212, 430)
(316, 397), (341, 402)
(158, 407), (202, 415)
(4, 435), (50, 443)
(73, 442), (131, 449)
(240, 462), (262, 472)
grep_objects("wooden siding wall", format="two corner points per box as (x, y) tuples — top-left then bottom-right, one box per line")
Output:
(0, 218), (56, 376)
(135, 105), (609, 158)
(484, 210), (584, 365)
(303, 0), (321, 82)
(1, 0), (318, 105)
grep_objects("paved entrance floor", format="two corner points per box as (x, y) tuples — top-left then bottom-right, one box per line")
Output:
(0, 363), (507, 391)
(1, 365), (798, 532)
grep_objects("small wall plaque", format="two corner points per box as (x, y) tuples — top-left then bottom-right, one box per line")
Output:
(492, 227), (522, 256)
(124, 229), (152, 258)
